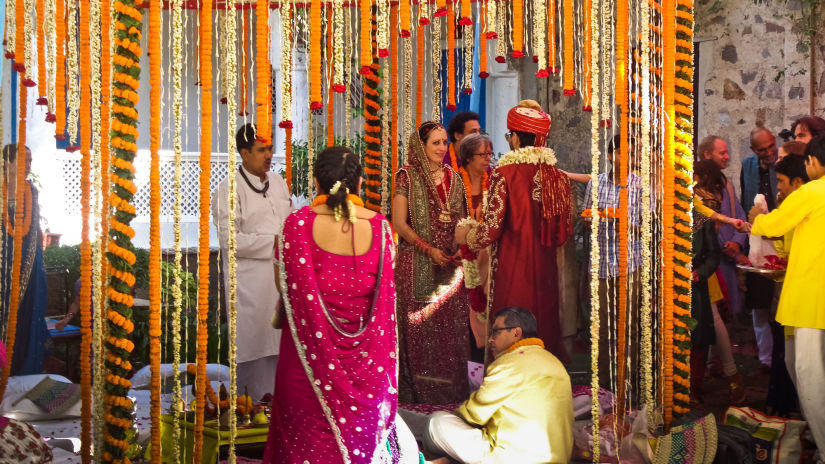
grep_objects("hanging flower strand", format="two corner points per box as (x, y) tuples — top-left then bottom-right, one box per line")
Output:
(310, 0), (322, 109)
(54, 0), (66, 136)
(36, 0), (48, 106)
(562, 0), (574, 95)
(360, 0), (372, 74)
(534, 0), (548, 77)
(333, 0), (345, 92)
(400, 0), (411, 37)
(548, 0), (557, 73)
(446, 1), (457, 110)
(256, 0), (272, 142)
(512, 0), (524, 57)
(103, 1), (142, 462)
(479, 0), (489, 78)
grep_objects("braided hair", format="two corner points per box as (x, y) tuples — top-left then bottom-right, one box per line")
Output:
(314, 146), (362, 221)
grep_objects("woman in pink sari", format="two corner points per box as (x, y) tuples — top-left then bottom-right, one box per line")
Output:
(263, 147), (402, 464)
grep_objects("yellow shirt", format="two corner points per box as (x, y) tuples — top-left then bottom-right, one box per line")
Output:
(455, 343), (573, 464)
(752, 178), (825, 329)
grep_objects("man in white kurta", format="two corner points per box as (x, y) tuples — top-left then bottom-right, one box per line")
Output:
(212, 123), (293, 401)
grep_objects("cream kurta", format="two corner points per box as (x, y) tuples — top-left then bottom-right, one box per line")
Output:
(212, 166), (292, 362)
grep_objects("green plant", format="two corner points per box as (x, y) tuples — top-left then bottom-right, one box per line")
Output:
(43, 244), (81, 284)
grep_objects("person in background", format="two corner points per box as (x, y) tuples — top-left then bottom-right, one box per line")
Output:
(790, 115), (825, 144)
(401, 307), (573, 464)
(393, 122), (470, 404)
(1, 144), (48, 376)
(692, 160), (745, 404)
(211, 123), (293, 402)
(762, 154), (809, 417)
(456, 133), (494, 359)
(740, 127), (779, 372)
(444, 111), (482, 170)
(748, 134), (825, 462)
(698, 136), (748, 316)
(777, 140), (806, 163)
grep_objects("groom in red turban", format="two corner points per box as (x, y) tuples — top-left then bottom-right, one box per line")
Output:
(456, 100), (573, 363)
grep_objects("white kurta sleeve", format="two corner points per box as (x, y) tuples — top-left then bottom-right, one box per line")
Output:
(211, 178), (277, 260)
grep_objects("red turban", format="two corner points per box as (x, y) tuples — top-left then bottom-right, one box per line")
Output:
(507, 106), (551, 147)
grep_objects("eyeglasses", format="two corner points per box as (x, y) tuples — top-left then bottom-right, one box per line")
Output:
(504, 131), (513, 140)
(490, 326), (516, 336)
(474, 151), (494, 158)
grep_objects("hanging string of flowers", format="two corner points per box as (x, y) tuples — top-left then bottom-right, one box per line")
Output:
(93, 0), (111, 457)
(463, 10), (473, 93)
(587, 0), (602, 457)
(78, 1), (94, 460)
(4, 0), (15, 57)
(169, 0), (185, 459)
(378, 0), (389, 57)
(638, 0), (656, 422)
(391, 2), (400, 199)
(240, 11), (248, 116)
(255, 0), (271, 143)
(381, 47), (391, 214)
(221, 3), (240, 457)
(23, 0), (36, 89)
(614, 0), (630, 422)
(147, 0), (162, 460)
(581, 0), (592, 109)
(361, 0), (372, 74)
(333, 0), (345, 92)
(310, 0), (322, 110)
(403, 17), (413, 143)
(66, 0), (79, 148)
(670, 0), (695, 418)
(478, 0), (489, 78)
(0, 0), (31, 404)
(562, 0), (574, 95)
(494, 0), (505, 63)
(547, 0), (556, 73)
(446, 2), (457, 110)
(400, 0), (411, 36)
(512, 0), (524, 57)
(660, 0), (677, 429)
(364, 9), (383, 212)
(44, 0), (56, 118)
(415, 16), (424, 126)
(327, 5), (335, 145)
(35, 0), (47, 106)
(194, 0), (214, 457)
(279, 1), (294, 188)
(432, 14), (442, 122)
(104, 1), (142, 462)
(54, 0), (66, 136)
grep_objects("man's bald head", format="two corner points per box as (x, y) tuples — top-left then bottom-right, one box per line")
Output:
(750, 127), (778, 169)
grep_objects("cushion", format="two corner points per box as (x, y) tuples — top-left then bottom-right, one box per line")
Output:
(130, 364), (230, 389)
(0, 374), (82, 421)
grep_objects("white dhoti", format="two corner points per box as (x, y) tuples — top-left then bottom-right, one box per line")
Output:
(793, 327), (825, 461)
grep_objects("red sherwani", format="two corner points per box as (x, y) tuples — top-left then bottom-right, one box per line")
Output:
(467, 147), (572, 363)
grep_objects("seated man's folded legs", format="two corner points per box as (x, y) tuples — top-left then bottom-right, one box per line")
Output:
(425, 411), (491, 464)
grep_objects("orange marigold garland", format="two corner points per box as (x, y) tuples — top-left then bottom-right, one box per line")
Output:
(364, 9), (382, 211)
(104, 1), (142, 462)
(147, 0), (163, 460)
(360, 0), (372, 74)
(446, 2), (457, 110)
(562, 0), (574, 95)
(240, 11), (249, 116)
(400, 0), (411, 37)
(36, 0), (47, 106)
(0, 0), (30, 404)
(478, 0), (489, 78)
(310, 0), (323, 110)
(79, 0), (94, 460)
(661, 0), (678, 428)
(256, 0), (272, 142)
(671, 0), (695, 418)
(547, 0), (557, 73)
(194, 0), (214, 459)
(512, 0), (524, 58)
(581, 0), (592, 110)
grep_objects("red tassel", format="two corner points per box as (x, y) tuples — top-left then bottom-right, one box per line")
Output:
(599, 119), (612, 128)
(220, 97), (228, 104)
(66, 145), (80, 153)
(536, 69), (550, 78)
(22, 78), (36, 87)
(582, 105), (593, 112)
(360, 65), (372, 75)
(55, 134), (66, 141)
(36, 97), (48, 106)
(486, 31), (498, 39)
(332, 83), (346, 93)
(279, 120), (294, 129)
(447, 104), (457, 110)
(563, 89), (575, 96)
(401, 30), (411, 38)
(434, 7), (447, 16)
(458, 17), (473, 26)
(310, 101), (323, 110)
(419, 17), (430, 26)
(532, 56), (539, 63)
(512, 50), (525, 58)
(45, 112), (56, 123)
(495, 56), (506, 63)
(4, 51), (14, 59)
(379, 49), (389, 57)
(478, 71), (490, 78)
(463, 88), (472, 95)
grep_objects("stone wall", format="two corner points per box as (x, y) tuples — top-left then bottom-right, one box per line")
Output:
(522, 0), (825, 196)
(695, 0), (825, 193)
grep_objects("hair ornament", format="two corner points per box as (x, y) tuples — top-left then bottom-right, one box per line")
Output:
(330, 180), (343, 195)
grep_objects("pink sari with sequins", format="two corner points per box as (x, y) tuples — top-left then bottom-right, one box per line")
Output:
(263, 207), (398, 464)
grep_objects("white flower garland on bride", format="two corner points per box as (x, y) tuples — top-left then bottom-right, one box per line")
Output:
(457, 217), (482, 289)
(496, 146), (559, 167)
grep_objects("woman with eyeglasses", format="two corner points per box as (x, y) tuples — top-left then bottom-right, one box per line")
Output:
(455, 133), (494, 358)
(392, 121), (471, 404)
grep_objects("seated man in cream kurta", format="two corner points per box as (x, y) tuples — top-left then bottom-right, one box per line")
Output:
(411, 306), (573, 464)
(212, 123), (293, 401)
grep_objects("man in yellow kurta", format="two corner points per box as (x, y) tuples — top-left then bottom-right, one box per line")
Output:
(421, 306), (573, 464)
(748, 135), (825, 461)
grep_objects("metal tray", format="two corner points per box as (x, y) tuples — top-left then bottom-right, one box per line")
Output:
(736, 264), (785, 279)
